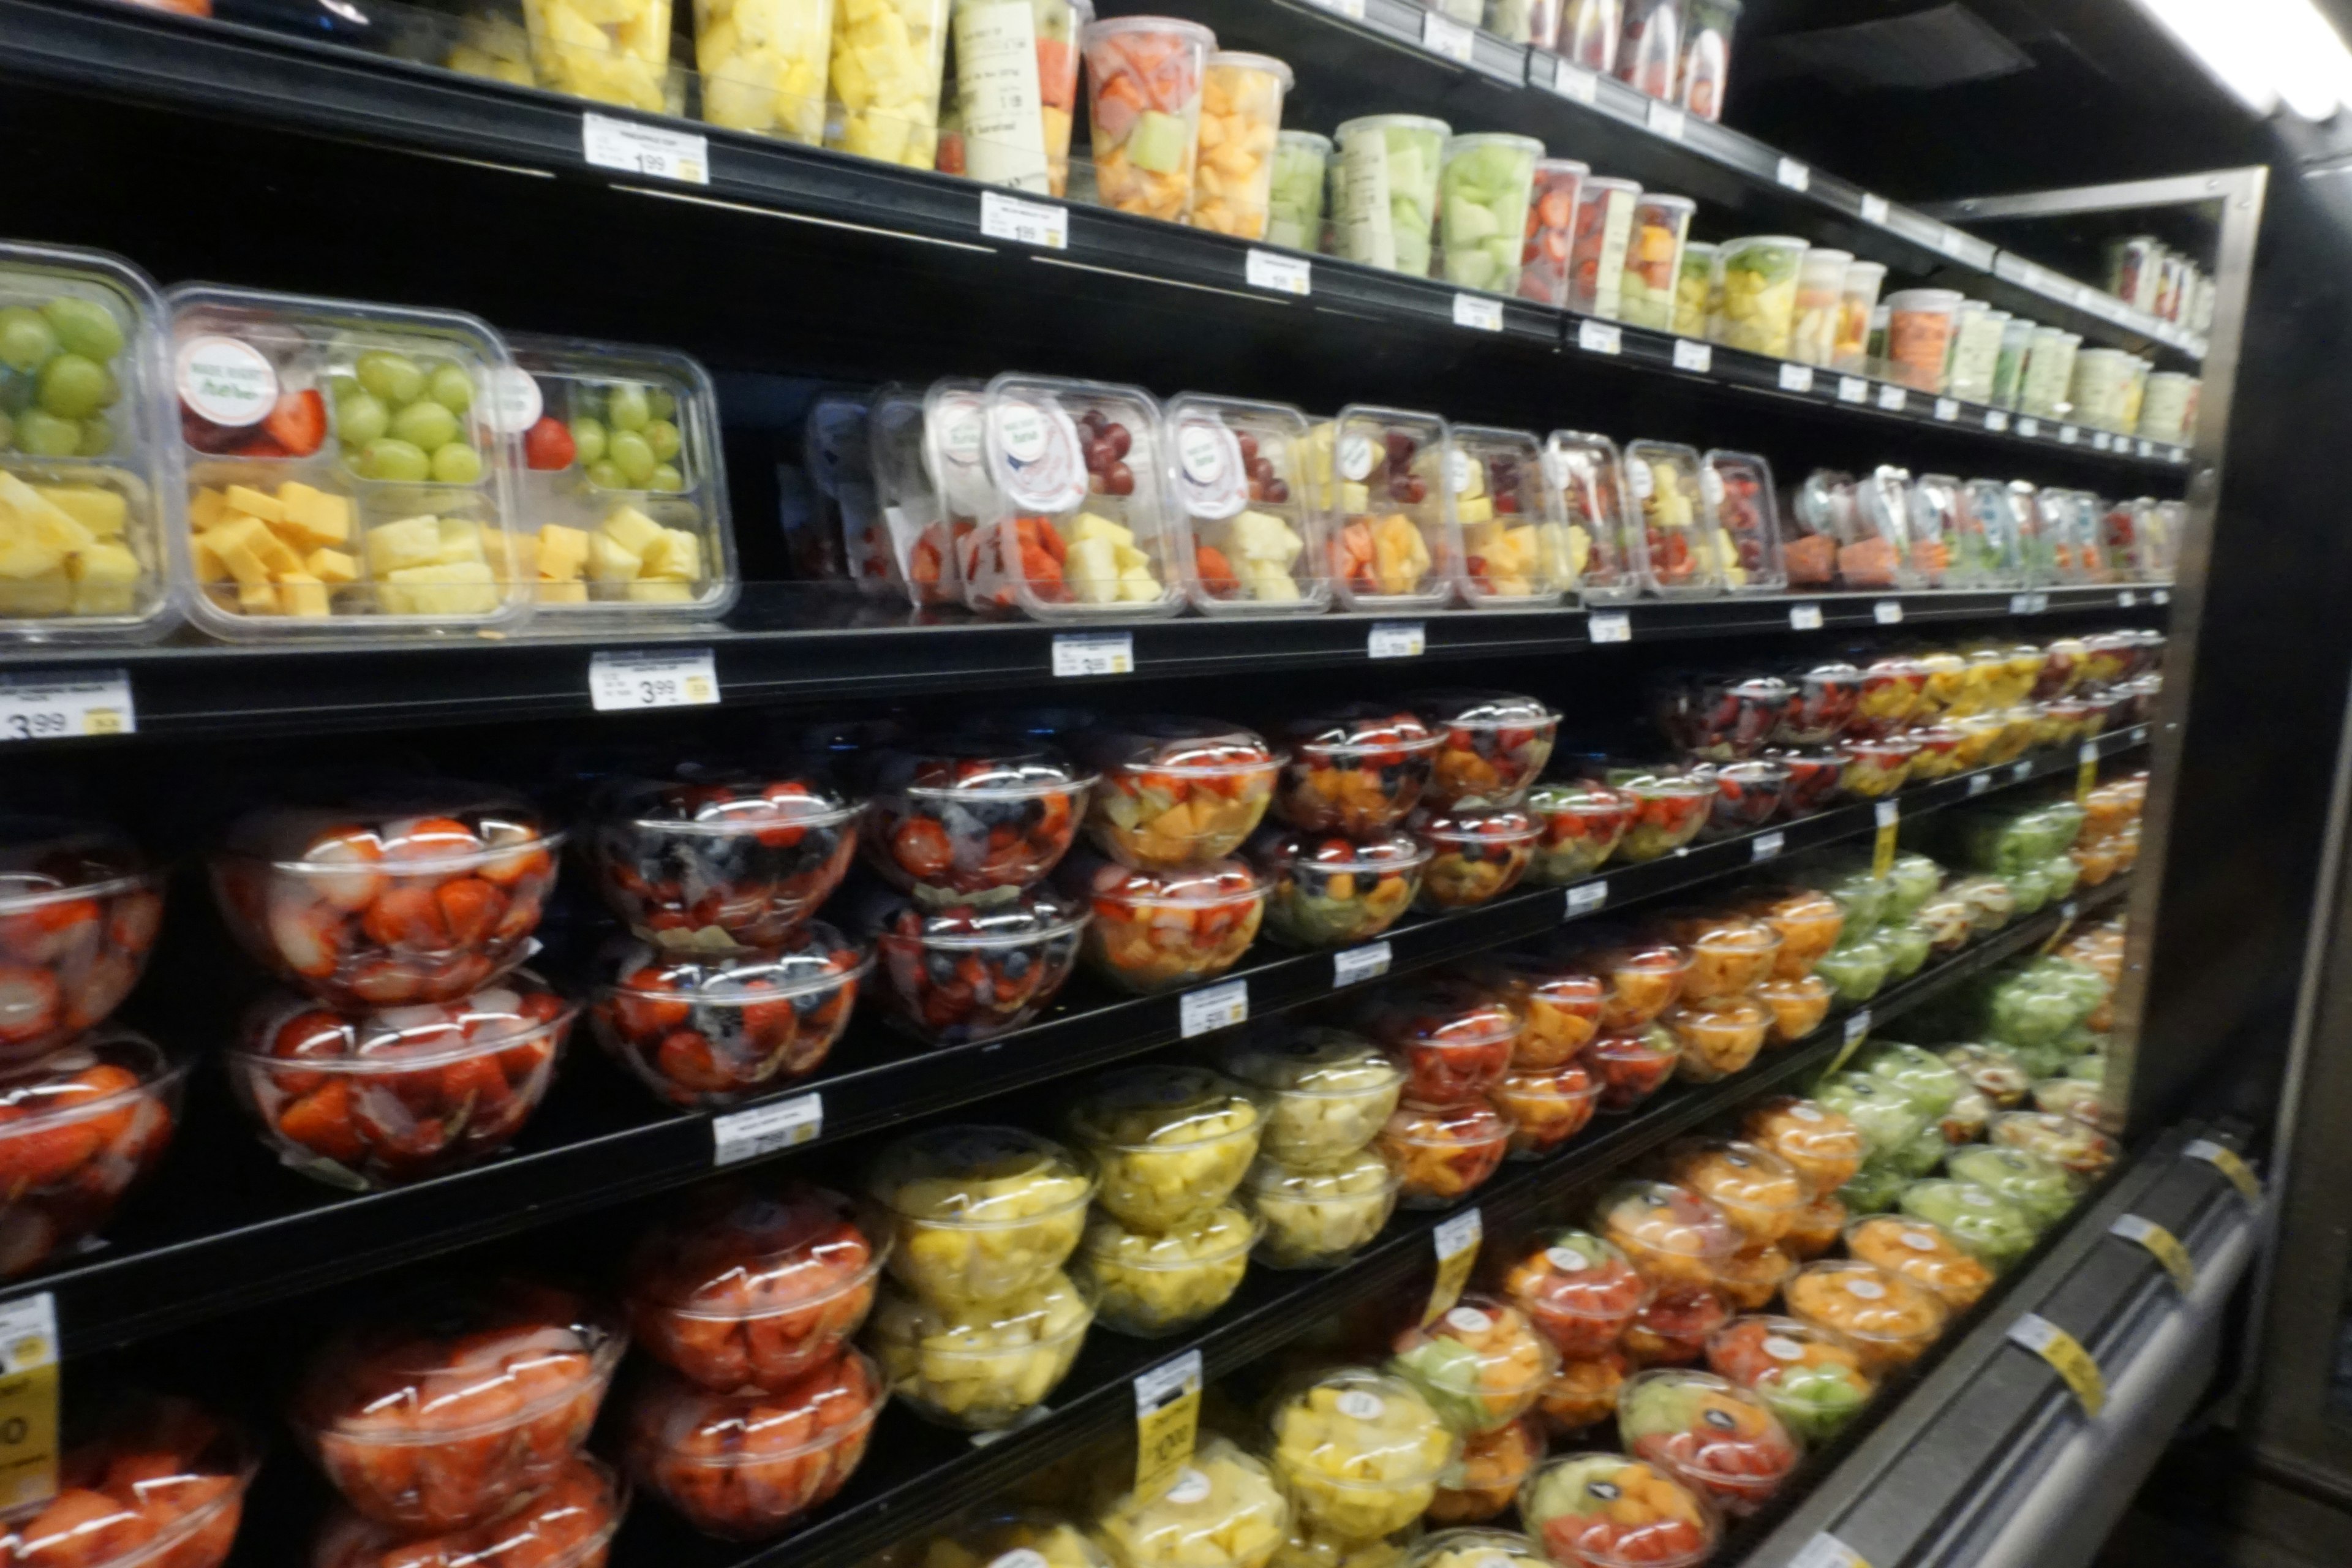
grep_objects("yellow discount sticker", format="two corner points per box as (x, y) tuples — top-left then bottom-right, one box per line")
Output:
(2075, 742), (2098, 804)
(2111, 1215), (2196, 1294)
(0, 1294), (58, 1513)
(1424, 1208), (1483, 1326)
(2185, 1139), (2262, 1202)
(1133, 1351), (1202, 1502)
(2010, 1312), (2105, 1417)
(1871, 801), (1899, 879)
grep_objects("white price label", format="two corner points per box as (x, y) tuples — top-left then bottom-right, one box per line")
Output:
(1246, 249), (1311, 295)
(2079, 739), (2100, 769)
(1313, 0), (1366, 17)
(2170, 447), (2188, 464)
(1588, 611), (1631, 643)
(1860, 194), (1890, 226)
(1547, 59), (1599, 104)
(981, 189), (1069, 249)
(1052, 631), (1134, 677)
(582, 111), (708, 183)
(0, 1296), (56, 1378)
(2059, 424), (2081, 445)
(1453, 293), (1504, 332)
(2119, 589), (2137, 608)
(1672, 339), (1712, 374)
(1779, 363), (1814, 394)
(1836, 376), (1868, 404)
(1135, 1350), (1203, 1415)
(1875, 800), (1899, 831)
(1789, 603), (1823, 630)
(1776, 156), (1810, 192)
(1969, 772), (1992, 796)
(589, 649), (718, 712)
(1934, 397), (1959, 421)
(1368, 621), (1427, 659)
(1987, 409), (2010, 433)
(2137, 439), (2154, 458)
(1940, 227), (1972, 258)
(0, 671), (134, 742)
(0, 1291), (56, 1513)
(1876, 383), (1907, 412)
(2010, 1312), (2106, 1416)
(2011, 760), (2035, 782)
(1565, 880), (1608, 916)
(1790, 1533), (1872, 1568)
(1751, 829), (1785, 863)
(2092, 431), (2113, 451)
(1577, 318), (1621, 355)
(1646, 99), (1686, 140)
(1421, 9), (1476, 63)
(2154, 589), (2171, 605)
(712, 1093), (823, 1166)
(1838, 1008), (1871, 1063)
(1333, 941), (1393, 987)
(1179, 979), (1248, 1038)
(2020, 417), (2041, 437)
(2185, 1138), (2263, 1200)
(1874, 600), (1904, 624)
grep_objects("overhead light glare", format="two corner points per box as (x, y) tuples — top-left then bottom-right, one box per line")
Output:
(2136, 0), (2352, 120)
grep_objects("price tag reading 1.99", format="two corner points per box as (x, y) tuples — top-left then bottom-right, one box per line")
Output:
(1425, 1208), (1483, 1324)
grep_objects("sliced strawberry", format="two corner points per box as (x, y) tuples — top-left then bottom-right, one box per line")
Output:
(262, 388), (326, 456)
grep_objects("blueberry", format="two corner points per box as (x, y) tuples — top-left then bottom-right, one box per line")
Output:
(1003, 949), (1031, 980)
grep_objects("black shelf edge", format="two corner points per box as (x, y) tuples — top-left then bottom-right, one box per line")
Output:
(620, 872), (2136, 1568)
(1, 727), (2149, 1356)
(0, 589), (2168, 741)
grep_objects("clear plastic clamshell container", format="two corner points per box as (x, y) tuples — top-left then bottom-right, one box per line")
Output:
(1167, 393), (1330, 614)
(168, 282), (527, 640)
(0, 242), (181, 643)
(1450, 426), (1569, 607)
(967, 373), (1182, 619)
(1622, 441), (1721, 599)
(805, 386), (886, 597)
(1699, 450), (1783, 595)
(1317, 406), (1458, 611)
(901, 375), (997, 608)
(864, 383), (958, 607)
(507, 332), (735, 621)
(1840, 464), (1921, 590)
(1913, 470), (2017, 589)
(1542, 430), (1643, 605)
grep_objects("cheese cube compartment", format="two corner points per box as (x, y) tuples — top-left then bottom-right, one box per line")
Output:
(966, 374), (1182, 619)
(508, 334), (736, 620)
(1167, 393), (1329, 614)
(1542, 429), (1645, 604)
(1449, 426), (1571, 608)
(1317, 406), (1459, 611)
(1621, 441), (1723, 599)
(168, 284), (527, 639)
(0, 242), (180, 643)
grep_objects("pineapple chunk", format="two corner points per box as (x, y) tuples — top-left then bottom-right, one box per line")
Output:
(224, 484), (285, 525)
(366, 516), (447, 576)
(383, 560), (497, 616)
(1116, 568), (1162, 603)
(434, 516), (487, 566)
(0, 570), (70, 616)
(66, 543), (141, 616)
(1242, 560), (1302, 601)
(1065, 513), (1134, 549)
(641, 528), (702, 582)
(189, 488), (227, 532)
(1455, 494), (1493, 526)
(277, 571), (332, 618)
(600, 505), (666, 559)
(0, 473), (96, 557)
(1109, 541), (1150, 574)
(588, 530), (643, 584)
(276, 484), (352, 549)
(306, 548), (359, 586)
(1062, 535), (1120, 603)
(536, 524), (589, 582)
(538, 579), (590, 605)
(206, 517), (279, 589)
(0, 526), (62, 582)
(1340, 481), (1370, 513)
(36, 486), (127, 538)
(624, 579), (695, 603)
(236, 579), (281, 615)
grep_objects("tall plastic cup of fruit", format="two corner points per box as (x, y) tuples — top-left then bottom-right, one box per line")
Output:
(695, 0), (828, 138)
(1989, 315), (2034, 408)
(1566, 175), (1641, 318)
(1679, 0), (1738, 120)
(1521, 0), (1562, 49)
(1439, 134), (1544, 295)
(2118, 355), (2151, 434)
(1619, 194), (1694, 330)
(1083, 15), (1216, 222)
(1833, 260), (1883, 373)
(2139, 373), (2196, 443)
(2019, 328), (2078, 418)
(527, 0), (675, 111)
(1673, 240), (1715, 337)
(2104, 235), (2160, 311)
(1789, 248), (1849, 366)
(1191, 53), (1291, 240)
(1617, 0), (1681, 98)
(2068, 349), (2133, 432)
(1268, 132), (1331, 252)
(1332, 115), (1452, 277)
(1558, 0), (1620, 70)
(1485, 0), (1542, 45)
(826, 0), (952, 167)
(1948, 306), (2007, 404)
(1713, 236), (1804, 356)
(1883, 288), (1962, 393)
(1520, 159), (1588, 307)
(949, 0), (1087, 195)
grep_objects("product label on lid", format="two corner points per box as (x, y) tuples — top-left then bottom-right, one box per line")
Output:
(1846, 1277), (1887, 1300)
(1699, 466), (1725, 507)
(1446, 449), (1474, 494)
(1445, 1306), (1494, 1333)
(1336, 1390), (1386, 1420)
(1165, 1469), (1211, 1506)
(992, 398), (1087, 511)
(1339, 434), (1376, 482)
(1545, 1246), (1593, 1272)
(992, 1551), (1051, 1568)
(1338, 135), (1396, 273)
(1590, 190), (1636, 318)
(1763, 1335), (1804, 1361)
(488, 368), (543, 435)
(176, 334), (276, 428)
(1901, 1230), (1938, 1251)
(1624, 457), (1653, 499)
(1176, 416), (1248, 519)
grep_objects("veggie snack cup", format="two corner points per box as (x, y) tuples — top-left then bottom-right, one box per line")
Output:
(0, 818), (165, 1060)
(21, 1393), (255, 1568)
(0, 1031), (184, 1278)
(315, 1453), (619, 1568)
(593, 927), (867, 1109)
(627, 1350), (883, 1535)
(1084, 18), (1215, 221)
(293, 1278), (622, 1532)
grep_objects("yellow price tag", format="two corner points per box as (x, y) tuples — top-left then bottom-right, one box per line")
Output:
(1827, 1009), (1871, 1074)
(1425, 1208), (1483, 1325)
(2111, 1215), (2196, 1294)
(1871, 802), (1898, 878)
(1133, 1350), (1202, 1502)
(1791, 1534), (1873, 1568)
(2186, 1139), (2261, 1202)
(0, 1295), (59, 1513)
(2010, 1312), (2105, 1417)
(2075, 742), (2098, 804)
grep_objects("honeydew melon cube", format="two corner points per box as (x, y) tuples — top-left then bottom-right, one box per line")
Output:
(1128, 111), (1190, 175)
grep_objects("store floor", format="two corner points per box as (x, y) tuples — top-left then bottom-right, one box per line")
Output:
(2095, 1436), (2352, 1568)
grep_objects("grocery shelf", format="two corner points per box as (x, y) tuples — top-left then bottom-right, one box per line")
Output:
(1735, 1120), (2263, 1567)
(0, 0), (2199, 473)
(618, 874), (2135, 1568)
(0, 586), (2166, 742)
(0, 726), (2147, 1358)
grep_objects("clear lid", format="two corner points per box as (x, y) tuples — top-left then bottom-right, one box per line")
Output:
(602, 924), (869, 1005)
(0, 1028), (181, 1131)
(0, 241), (181, 643)
(1842, 464), (1921, 589)
(1812, 1072), (1928, 1155)
(168, 281), (528, 640)
(627, 1349), (883, 1468)
(860, 884), (1090, 952)
(1704, 1315), (1871, 1401)
(1083, 1202), (1260, 1268)
(0, 815), (150, 907)
(1398, 1527), (1547, 1568)
(1061, 851), (1268, 910)
(1079, 715), (1281, 777)
(1541, 431), (1643, 603)
(1165, 393), (1329, 616)
(1615, 1370), (1798, 1484)
(1268, 1368), (1459, 1487)
(905, 1509), (1112, 1568)
(867, 382), (961, 608)
(1700, 451), (1785, 594)
(919, 377), (996, 521)
(1253, 826), (1432, 876)
(1989, 1110), (2118, 1174)
(1389, 1294), (1559, 1414)
(1662, 1140), (1806, 1231)
(1622, 441), (1722, 598)
(870, 1267), (1096, 1347)
(1281, 703), (1443, 761)
(1645, 910), (1781, 960)
(1354, 976), (1521, 1055)
(505, 332), (736, 621)
(1381, 1100), (1512, 1150)
(1504, 1229), (1650, 1321)
(1523, 779), (1635, 821)
(31, 1396), (254, 1568)
(1223, 1024), (1404, 1099)
(1320, 405), (1457, 609)
(1412, 690), (1559, 733)
(594, 766), (857, 832)
(863, 738), (1091, 798)
(1495, 1060), (1600, 1109)
(976, 373), (1180, 620)
(294, 1278), (622, 1442)
(625, 1181), (885, 1317)
(1066, 1065), (1262, 1152)
(1940, 1043), (2033, 1105)
(1242, 1145), (1399, 1201)
(1858, 1042), (1966, 1115)
(1572, 930), (1695, 982)
(1842, 1214), (1994, 1306)
(1588, 763), (1712, 803)
(1518, 1453), (1716, 1566)
(1594, 1182), (1741, 1266)
(868, 1124), (1095, 1223)
(1947, 1144), (2079, 1204)
(1449, 426), (1568, 606)
(1782, 1259), (1946, 1346)
(317, 1457), (620, 1568)
(1092, 1435), (1291, 1568)
(1898, 1177), (2040, 1261)
(1409, 807), (1542, 847)
(241, 969), (576, 1070)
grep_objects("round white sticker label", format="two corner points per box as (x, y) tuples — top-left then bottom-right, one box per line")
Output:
(1763, 1335), (1804, 1362)
(176, 334), (277, 428)
(1626, 457), (1654, 500)
(1339, 434), (1376, 482)
(1336, 1390), (1385, 1420)
(991, 398), (1087, 513)
(991, 1551), (1050, 1568)
(999, 402), (1050, 462)
(1166, 1469), (1212, 1506)
(1176, 415), (1248, 521)
(1545, 1246), (1592, 1272)
(1961, 1188), (1997, 1207)
(488, 368), (543, 435)
(1791, 1105), (1823, 1121)
(940, 401), (985, 467)
(1846, 1276), (1888, 1300)
(1700, 466), (1725, 507)
(1445, 1306), (1494, 1334)
(1901, 1231), (1940, 1252)
(1445, 449), (1472, 495)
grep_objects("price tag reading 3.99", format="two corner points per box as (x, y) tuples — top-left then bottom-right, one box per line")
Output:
(0, 671), (135, 742)
(589, 649), (720, 712)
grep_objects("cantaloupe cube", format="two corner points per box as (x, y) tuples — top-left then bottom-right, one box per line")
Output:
(536, 524), (588, 582)
(0, 569), (70, 616)
(67, 543), (140, 616)
(434, 517), (486, 566)
(206, 517), (278, 589)
(587, 530), (643, 584)
(189, 488), (227, 532)
(598, 505), (665, 559)
(190, 534), (227, 584)
(366, 516), (447, 576)
(236, 579), (281, 615)
(383, 560), (497, 616)
(36, 486), (127, 538)
(223, 484), (285, 524)
(277, 571), (331, 618)
(625, 579), (695, 603)
(306, 548), (358, 586)
(641, 528), (701, 582)
(276, 483), (352, 549)
(488, 529), (535, 580)
(538, 579), (590, 604)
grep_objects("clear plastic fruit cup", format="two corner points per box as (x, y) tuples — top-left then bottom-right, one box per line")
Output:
(1061, 851), (1267, 993)
(0, 817), (164, 1058)
(1411, 808), (1540, 911)
(1502, 1229), (1649, 1359)
(1268, 130), (1331, 251)
(1450, 425), (1571, 606)
(1192, 53), (1291, 239)
(1320, 405), (1458, 609)
(1168, 393), (1330, 614)
(1566, 176), (1640, 318)
(1702, 449), (1784, 593)
(858, 737), (1092, 902)
(1519, 1452), (1717, 1568)
(1645, 910), (1780, 999)
(592, 927), (867, 1109)
(27, 1393), (254, 1568)
(1788, 247), (1849, 367)
(1253, 827), (1428, 949)
(1330, 115), (1452, 277)
(1439, 135), (1544, 296)
(868, 1124), (1095, 1306)
(1616, 1369), (1798, 1518)
(1673, 239), (1717, 337)
(1623, 441), (1723, 598)
(0, 1030), (184, 1278)
(868, 1270), (1093, 1428)
(1594, 1181), (1741, 1295)
(859, 885), (1087, 1045)
(1079, 716), (1283, 869)
(1521, 780), (1634, 887)
(1084, 17), (1216, 221)
(1751, 974), (1831, 1044)
(1597, 765), (1712, 861)
(1782, 1259), (1947, 1374)
(1356, 975), (1521, 1107)
(1703, 1316), (1872, 1447)
(1844, 1213), (1994, 1312)
(1520, 159), (1589, 308)
(1619, 194), (1694, 331)
(1543, 430), (1645, 603)
(1275, 703), (1444, 834)
(1380, 1101), (1512, 1207)
(1066, 1063), (1265, 1229)
(1494, 1060), (1602, 1155)
(1390, 1294), (1559, 1434)
(1456, 949), (1605, 1068)
(1709, 236), (1804, 357)
(627, 1350), (883, 1534)
(1741, 1095), (1863, 1191)
(1660, 995), (1770, 1084)
(315, 1453), (619, 1568)
(1221, 1023), (1404, 1166)
(1415, 690), (1560, 807)
(1243, 1146), (1400, 1268)
(1268, 1368), (1458, 1540)
(1075, 1203), (1257, 1337)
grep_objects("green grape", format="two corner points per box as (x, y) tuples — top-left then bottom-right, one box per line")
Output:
(586, 458), (625, 489)
(95, 368), (119, 411)
(431, 442), (483, 484)
(647, 386), (677, 420)
(426, 363), (474, 415)
(0, 307), (56, 374)
(644, 418), (681, 462)
(355, 351), (424, 407)
(390, 399), (459, 454)
(358, 437), (431, 482)
(608, 429), (656, 486)
(0, 369), (30, 415)
(336, 392), (390, 448)
(606, 383), (651, 432)
(570, 417), (607, 466)
(649, 462), (685, 492)
(77, 415), (111, 457)
(41, 296), (122, 363)
(15, 409), (80, 457)
(37, 355), (106, 420)
(328, 372), (361, 402)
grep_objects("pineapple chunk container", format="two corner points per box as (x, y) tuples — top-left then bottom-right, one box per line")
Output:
(167, 283), (527, 641)
(970, 372), (1183, 619)
(0, 241), (182, 644)
(695, 0), (832, 145)
(1166, 393), (1329, 614)
(524, 0), (682, 114)
(506, 334), (737, 622)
